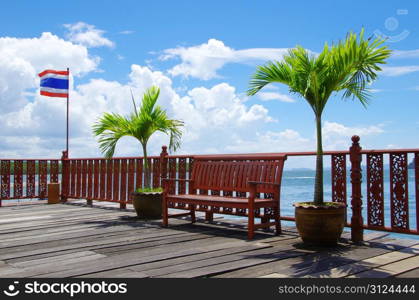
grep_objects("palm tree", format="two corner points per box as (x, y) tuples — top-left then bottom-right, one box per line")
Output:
(93, 86), (184, 188)
(248, 30), (391, 205)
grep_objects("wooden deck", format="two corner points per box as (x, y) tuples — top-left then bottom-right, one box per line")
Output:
(0, 201), (418, 278)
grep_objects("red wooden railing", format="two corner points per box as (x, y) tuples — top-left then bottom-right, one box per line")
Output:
(60, 148), (195, 210)
(0, 158), (60, 206)
(272, 136), (419, 240)
(1, 137), (418, 241)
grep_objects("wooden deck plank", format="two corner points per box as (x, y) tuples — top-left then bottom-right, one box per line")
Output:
(86, 269), (149, 278)
(395, 267), (419, 277)
(119, 242), (289, 275)
(302, 244), (419, 278)
(150, 238), (308, 278)
(0, 211), (133, 234)
(215, 237), (418, 278)
(0, 228), (193, 261)
(9, 251), (102, 268)
(33, 240), (272, 278)
(347, 255), (419, 278)
(0, 202), (418, 278)
(81, 241), (275, 278)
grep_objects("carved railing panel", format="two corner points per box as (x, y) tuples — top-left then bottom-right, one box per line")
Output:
(50, 160), (59, 183)
(1, 161), (10, 200)
(38, 161), (48, 198)
(331, 154), (347, 203)
(14, 160), (23, 198)
(390, 153), (409, 230)
(178, 158), (186, 194)
(26, 160), (36, 197)
(366, 154), (384, 227)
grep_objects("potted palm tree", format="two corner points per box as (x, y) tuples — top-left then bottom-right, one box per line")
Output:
(93, 86), (183, 219)
(248, 30), (391, 245)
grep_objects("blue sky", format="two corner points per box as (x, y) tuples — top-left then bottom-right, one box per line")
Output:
(0, 0), (418, 167)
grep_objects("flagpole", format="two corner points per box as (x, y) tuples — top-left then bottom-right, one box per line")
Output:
(66, 67), (69, 154)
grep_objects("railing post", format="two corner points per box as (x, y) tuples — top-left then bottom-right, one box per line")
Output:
(61, 150), (69, 203)
(160, 145), (168, 187)
(350, 135), (363, 242)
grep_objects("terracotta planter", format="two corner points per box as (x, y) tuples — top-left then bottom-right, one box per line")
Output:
(132, 192), (163, 219)
(294, 202), (347, 246)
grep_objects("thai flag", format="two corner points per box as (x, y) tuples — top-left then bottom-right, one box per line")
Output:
(38, 69), (69, 98)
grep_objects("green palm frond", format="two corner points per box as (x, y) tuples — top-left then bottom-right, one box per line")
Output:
(92, 113), (133, 158)
(92, 86), (184, 160)
(248, 29), (391, 115)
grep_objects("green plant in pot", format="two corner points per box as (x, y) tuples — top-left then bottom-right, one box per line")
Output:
(248, 30), (391, 245)
(93, 86), (183, 219)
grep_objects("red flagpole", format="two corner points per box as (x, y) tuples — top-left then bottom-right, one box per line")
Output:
(66, 67), (69, 154)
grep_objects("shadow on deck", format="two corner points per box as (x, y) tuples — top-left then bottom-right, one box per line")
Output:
(0, 200), (417, 278)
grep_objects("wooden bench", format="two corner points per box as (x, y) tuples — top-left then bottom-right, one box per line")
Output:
(162, 154), (287, 239)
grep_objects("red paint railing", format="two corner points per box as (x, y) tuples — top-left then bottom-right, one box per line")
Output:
(0, 158), (60, 206)
(275, 136), (419, 239)
(1, 137), (418, 241)
(60, 148), (194, 209)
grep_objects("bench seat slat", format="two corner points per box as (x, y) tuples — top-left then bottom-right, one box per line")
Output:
(167, 194), (276, 205)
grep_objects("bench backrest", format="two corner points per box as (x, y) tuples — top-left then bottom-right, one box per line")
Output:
(190, 154), (287, 194)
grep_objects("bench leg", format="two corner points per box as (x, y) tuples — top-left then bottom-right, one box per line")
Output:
(261, 216), (270, 232)
(190, 205), (196, 223)
(248, 209), (255, 240)
(162, 196), (168, 227)
(205, 212), (213, 222)
(275, 207), (281, 235)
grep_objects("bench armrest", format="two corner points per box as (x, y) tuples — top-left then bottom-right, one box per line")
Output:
(248, 181), (280, 186)
(162, 178), (193, 182)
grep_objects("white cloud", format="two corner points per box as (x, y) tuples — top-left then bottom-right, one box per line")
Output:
(370, 89), (383, 93)
(160, 38), (291, 80)
(392, 49), (419, 59)
(118, 30), (135, 35)
(0, 63), (275, 158)
(64, 22), (114, 48)
(171, 82), (275, 153)
(322, 121), (384, 138)
(381, 65), (419, 76)
(322, 121), (384, 150)
(0, 32), (99, 114)
(257, 91), (295, 103)
(262, 85), (280, 91)
(227, 129), (311, 153)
